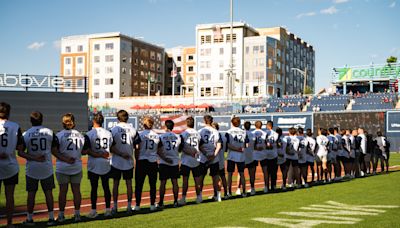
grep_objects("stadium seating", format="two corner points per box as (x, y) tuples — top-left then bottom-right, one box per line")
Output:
(308, 94), (350, 112)
(352, 93), (397, 111)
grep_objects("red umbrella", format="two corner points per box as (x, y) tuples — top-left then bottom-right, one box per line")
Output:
(153, 104), (162, 109)
(187, 104), (196, 109)
(176, 104), (186, 109)
(130, 104), (141, 109)
(162, 104), (173, 109)
(197, 103), (209, 109)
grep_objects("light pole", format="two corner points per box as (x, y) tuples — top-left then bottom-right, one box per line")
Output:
(291, 67), (307, 94)
(147, 71), (153, 102)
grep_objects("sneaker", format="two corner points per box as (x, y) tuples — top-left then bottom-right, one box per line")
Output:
(22, 219), (35, 226)
(134, 205), (141, 211)
(126, 206), (133, 214)
(264, 187), (269, 193)
(156, 203), (165, 210)
(250, 188), (256, 196)
(178, 198), (186, 206)
(104, 210), (112, 217)
(47, 219), (57, 226)
(87, 211), (98, 219)
(304, 183), (309, 188)
(173, 201), (179, 208)
(241, 193), (247, 198)
(74, 214), (81, 222)
(216, 192), (222, 202)
(288, 183), (294, 188)
(235, 188), (241, 196)
(150, 205), (157, 211)
(196, 195), (203, 204)
(57, 215), (65, 223)
(281, 185), (286, 190)
(224, 193), (231, 200)
(111, 207), (118, 216)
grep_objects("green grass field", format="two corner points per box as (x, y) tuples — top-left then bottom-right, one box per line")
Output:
(9, 153), (399, 228)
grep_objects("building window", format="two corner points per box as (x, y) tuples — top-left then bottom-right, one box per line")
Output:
(105, 66), (113, 74)
(77, 68), (83, 75)
(122, 67), (127, 74)
(93, 92), (99, 99)
(65, 46), (71, 53)
(105, 55), (114, 62)
(245, 46), (249, 54)
(188, 55), (194, 61)
(157, 53), (162, 61)
(94, 56), (100, 63)
(219, 48), (224, 55)
(65, 69), (71, 76)
(94, 44), (100, 51)
(226, 34), (237, 42)
(232, 47), (236, 54)
(150, 51), (156, 60)
(245, 72), (249, 80)
(105, 78), (114, 85)
(65, 58), (71, 65)
(177, 56), (181, 62)
(94, 67), (100, 74)
(205, 35), (211, 43)
(94, 79), (100, 85)
(219, 73), (224, 80)
(105, 43), (114, 50)
(260, 45), (264, 53)
(105, 92), (113, 99)
(188, 66), (194, 72)
(122, 57), (127, 62)
(219, 60), (224, 67)
(77, 45), (83, 52)
(200, 48), (211, 56)
(77, 57), (83, 64)
(177, 67), (181, 72)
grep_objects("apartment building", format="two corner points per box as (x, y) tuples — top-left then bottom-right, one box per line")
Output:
(60, 32), (165, 102)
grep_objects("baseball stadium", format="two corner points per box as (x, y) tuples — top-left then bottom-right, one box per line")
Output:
(1, 1), (400, 228)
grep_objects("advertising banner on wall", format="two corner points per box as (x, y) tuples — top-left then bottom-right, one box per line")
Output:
(272, 113), (313, 133)
(237, 114), (272, 130)
(194, 115), (232, 132)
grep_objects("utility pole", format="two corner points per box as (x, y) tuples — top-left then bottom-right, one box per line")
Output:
(291, 67), (308, 94)
(229, 0), (233, 103)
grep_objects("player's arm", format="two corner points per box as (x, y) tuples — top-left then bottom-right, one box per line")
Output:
(226, 133), (243, 153)
(17, 129), (45, 162)
(157, 140), (172, 164)
(110, 134), (130, 159)
(134, 134), (142, 161)
(50, 134), (75, 164)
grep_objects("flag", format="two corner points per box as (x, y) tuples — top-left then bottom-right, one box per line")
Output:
(137, 114), (189, 134)
(171, 61), (177, 78)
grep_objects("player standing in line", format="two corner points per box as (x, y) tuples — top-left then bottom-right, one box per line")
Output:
(0, 102), (25, 227)
(297, 128), (309, 187)
(265, 121), (279, 191)
(357, 128), (368, 176)
(340, 129), (352, 176)
(333, 127), (343, 179)
(135, 116), (160, 211)
(110, 110), (140, 213)
(236, 121), (256, 196)
(252, 121), (268, 193)
(305, 129), (316, 184)
(212, 122), (229, 199)
(350, 129), (359, 177)
(276, 127), (288, 189)
(198, 115), (222, 202)
(157, 120), (182, 208)
(316, 128), (330, 182)
(20, 112), (69, 225)
(56, 113), (90, 222)
(374, 131), (389, 173)
(179, 117), (202, 206)
(327, 128), (339, 180)
(226, 117), (248, 197)
(284, 127), (301, 188)
(86, 113), (113, 218)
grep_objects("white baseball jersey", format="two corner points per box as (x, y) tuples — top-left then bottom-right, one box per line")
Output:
(244, 130), (254, 165)
(252, 129), (267, 161)
(111, 122), (139, 170)
(180, 128), (201, 168)
(218, 132), (226, 170)
(316, 135), (329, 157)
(297, 135), (308, 164)
(138, 129), (160, 163)
(23, 126), (57, 180)
(0, 120), (22, 179)
(86, 127), (113, 175)
(226, 127), (248, 163)
(56, 129), (88, 175)
(265, 129), (279, 160)
(199, 126), (221, 164)
(159, 131), (181, 166)
(276, 135), (287, 165)
(285, 135), (300, 160)
(305, 136), (316, 163)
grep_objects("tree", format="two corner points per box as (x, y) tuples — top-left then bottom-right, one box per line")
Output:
(304, 86), (313, 95)
(387, 56), (398, 64)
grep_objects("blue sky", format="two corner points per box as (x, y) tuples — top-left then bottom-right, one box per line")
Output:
(0, 0), (399, 90)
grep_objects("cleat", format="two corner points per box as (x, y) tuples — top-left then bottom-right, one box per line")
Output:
(178, 198), (186, 206)
(150, 205), (157, 211)
(22, 219), (35, 226)
(47, 219), (57, 226)
(87, 211), (98, 219)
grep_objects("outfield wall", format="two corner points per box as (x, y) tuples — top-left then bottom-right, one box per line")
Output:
(0, 91), (88, 132)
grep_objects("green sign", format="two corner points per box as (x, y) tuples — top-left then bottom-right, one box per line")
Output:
(336, 64), (400, 82)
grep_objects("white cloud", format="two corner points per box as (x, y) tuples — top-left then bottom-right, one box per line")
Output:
(53, 40), (61, 49)
(389, 2), (396, 8)
(320, 6), (339, 15)
(27, 42), (45, 50)
(296, 11), (316, 19)
(333, 0), (349, 3)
